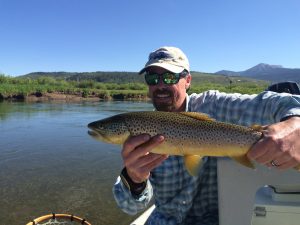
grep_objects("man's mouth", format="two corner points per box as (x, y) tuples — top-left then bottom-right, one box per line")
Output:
(152, 90), (176, 111)
(156, 93), (171, 98)
(153, 89), (173, 98)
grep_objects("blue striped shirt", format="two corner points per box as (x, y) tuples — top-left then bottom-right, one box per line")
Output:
(113, 90), (300, 225)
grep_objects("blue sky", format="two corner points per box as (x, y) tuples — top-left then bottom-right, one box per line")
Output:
(0, 0), (299, 76)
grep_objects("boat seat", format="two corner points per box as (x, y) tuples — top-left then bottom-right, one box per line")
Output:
(217, 158), (300, 225)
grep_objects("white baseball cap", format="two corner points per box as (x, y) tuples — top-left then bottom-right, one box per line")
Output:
(139, 46), (190, 74)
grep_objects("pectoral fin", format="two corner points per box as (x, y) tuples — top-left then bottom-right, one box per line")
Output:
(232, 155), (255, 169)
(184, 155), (203, 176)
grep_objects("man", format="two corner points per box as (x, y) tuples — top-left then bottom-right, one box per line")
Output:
(113, 46), (300, 225)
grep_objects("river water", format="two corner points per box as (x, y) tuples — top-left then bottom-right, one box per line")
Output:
(0, 101), (153, 225)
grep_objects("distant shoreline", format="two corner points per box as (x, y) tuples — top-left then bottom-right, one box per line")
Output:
(0, 91), (150, 102)
(0, 83), (268, 102)
(0, 73), (269, 102)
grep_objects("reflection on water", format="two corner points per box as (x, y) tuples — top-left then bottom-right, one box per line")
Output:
(0, 101), (153, 225)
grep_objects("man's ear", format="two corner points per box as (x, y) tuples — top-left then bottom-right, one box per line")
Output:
(185, 74), (192, 90)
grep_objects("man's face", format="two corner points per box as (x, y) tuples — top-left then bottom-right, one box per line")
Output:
(146, 66), (191, 112)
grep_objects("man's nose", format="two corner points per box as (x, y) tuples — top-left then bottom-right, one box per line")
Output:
(156, 76), (165, 87)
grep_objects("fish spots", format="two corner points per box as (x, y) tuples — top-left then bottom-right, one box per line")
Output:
(89, 111), (262, 158)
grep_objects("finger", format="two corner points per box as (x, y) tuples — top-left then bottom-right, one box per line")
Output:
(253, 149), (282, 165)
(125, 135), (165, 168)
(266, 159), (280, 168)
(247, 138), (271, 160)
(247, 124), (278, 160)
(271, 153), (297, 167)
(275, 159), (299, 170)
(127, 154), (168, 183)
(135, 153), (167, 168)
(133, 135), (164, 156)
(247, 126), (281, 161)
(122, 134), (151, 157)
(141, 154), (169, 173)
(127, 168), (149, 183)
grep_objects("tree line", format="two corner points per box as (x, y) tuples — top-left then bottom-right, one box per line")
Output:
(0, 72), (269, 100)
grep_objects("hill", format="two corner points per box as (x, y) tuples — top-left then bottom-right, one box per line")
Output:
(215, 63), (300, 82)
(20, 71), (145, 83)
(19, 71), (266, 86)
(1, 71), (270, 101)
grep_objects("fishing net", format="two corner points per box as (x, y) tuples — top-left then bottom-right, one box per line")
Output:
(32, 218), (77, 225)
(26, 214), (91, 225)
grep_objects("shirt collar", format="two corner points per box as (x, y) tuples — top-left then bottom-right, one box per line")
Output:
(185, 93), (190, 112)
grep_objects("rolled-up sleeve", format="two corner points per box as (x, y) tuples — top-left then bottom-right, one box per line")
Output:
(261, 92), (300, 121)
(189, 90), (300, 125)
(113, 176), (153, 215)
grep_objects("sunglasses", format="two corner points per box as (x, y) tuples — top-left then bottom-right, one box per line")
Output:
(145, 70), (188, 86)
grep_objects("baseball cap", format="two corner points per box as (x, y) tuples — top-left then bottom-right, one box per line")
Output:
(139, 46), (190, 74)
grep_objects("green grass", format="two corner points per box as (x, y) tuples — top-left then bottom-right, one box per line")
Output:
(189, 82), (267, 94)
(0, 73), (269, 100)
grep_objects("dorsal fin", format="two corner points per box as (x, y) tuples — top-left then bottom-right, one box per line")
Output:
(180, 112), (215, 121)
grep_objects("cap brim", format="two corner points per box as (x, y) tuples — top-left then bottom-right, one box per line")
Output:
(139, 63), (185, 74)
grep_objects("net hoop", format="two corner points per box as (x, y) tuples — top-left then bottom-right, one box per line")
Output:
(26, 213), (92, 225)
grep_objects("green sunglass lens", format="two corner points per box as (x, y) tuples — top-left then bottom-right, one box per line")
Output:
(145, 74), (159, 85)
(145, 72), (181, 85)
(163, 73), (179, 84)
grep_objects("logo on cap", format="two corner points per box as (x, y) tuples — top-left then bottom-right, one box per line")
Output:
(149, 51), (173, 61)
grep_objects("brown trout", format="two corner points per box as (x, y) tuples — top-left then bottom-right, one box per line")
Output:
(87, 111), (270, 175)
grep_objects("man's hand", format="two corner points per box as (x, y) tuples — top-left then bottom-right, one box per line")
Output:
(121, 134), (168, 183)
(247, 116), (300, 170)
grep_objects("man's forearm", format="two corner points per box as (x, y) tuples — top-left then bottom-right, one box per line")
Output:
(112, 176), (153, 215)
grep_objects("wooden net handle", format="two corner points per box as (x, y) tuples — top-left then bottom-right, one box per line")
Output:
(26, 213), (92, 225)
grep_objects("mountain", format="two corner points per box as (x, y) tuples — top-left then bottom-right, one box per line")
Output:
(243, 63), (283, 75)
(215, 63), (300, 82)
(17, 63), (300, 83)
(214, 70), (240, 76)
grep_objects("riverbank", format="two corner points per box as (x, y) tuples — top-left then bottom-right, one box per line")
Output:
(0, 73), (269, 103)
(0, 91), (150, 102)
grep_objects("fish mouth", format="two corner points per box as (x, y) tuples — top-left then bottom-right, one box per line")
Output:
(87, 129), (108, 142)
(87, 122), (104, 139)
(88, 130), (98, 137)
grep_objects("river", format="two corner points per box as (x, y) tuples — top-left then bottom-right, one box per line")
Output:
(0, 101), (153, 225)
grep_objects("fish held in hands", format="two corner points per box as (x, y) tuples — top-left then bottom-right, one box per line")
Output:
(88, 111), (263, 176)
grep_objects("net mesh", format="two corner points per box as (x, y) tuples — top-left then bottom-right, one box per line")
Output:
(36, 218), (80, 225)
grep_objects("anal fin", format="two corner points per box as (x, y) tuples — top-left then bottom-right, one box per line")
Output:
(184, 155), (203, 176)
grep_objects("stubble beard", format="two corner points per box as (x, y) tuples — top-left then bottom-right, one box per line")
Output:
(151, 89), (178, 112)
